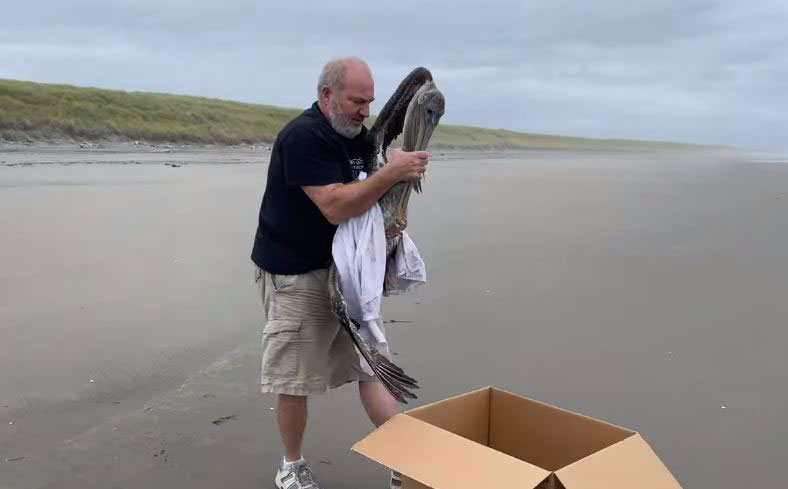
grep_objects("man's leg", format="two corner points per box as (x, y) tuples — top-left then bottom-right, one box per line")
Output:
(274, 393), (320, 489)
(359, 379), (398, 427)
(360, 379), (402, 488)
(277, 394), (307, 462)
(257, 268), (338, 488)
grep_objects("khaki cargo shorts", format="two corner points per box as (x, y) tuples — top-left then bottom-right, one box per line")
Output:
(254, 265), (379, 396)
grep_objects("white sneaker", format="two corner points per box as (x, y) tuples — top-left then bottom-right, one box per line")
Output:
(275, 458), (321, 489)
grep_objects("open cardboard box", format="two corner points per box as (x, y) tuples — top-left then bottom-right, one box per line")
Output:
(353, 387), (682, 489)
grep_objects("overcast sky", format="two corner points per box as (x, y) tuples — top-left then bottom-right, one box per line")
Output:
(1, 0), (785, 150)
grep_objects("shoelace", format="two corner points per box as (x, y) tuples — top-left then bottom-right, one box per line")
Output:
(295, 465), (316, 488)
(391, 470), (402, 487)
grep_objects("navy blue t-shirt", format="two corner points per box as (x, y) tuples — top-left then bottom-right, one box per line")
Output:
(251, 102), (371, 274)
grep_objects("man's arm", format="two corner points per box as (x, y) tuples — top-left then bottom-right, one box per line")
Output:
(302, 149), (428, 225)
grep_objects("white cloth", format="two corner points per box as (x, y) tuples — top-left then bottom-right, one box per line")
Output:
(331, 172), (426, 375)
(384, 231), (426, 296)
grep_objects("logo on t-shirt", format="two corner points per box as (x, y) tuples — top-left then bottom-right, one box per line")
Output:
(349, 157), (365, 179)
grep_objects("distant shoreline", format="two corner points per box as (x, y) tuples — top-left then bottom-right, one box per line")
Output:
(0, 78), (725, 152)
(0, 140), (746, 169)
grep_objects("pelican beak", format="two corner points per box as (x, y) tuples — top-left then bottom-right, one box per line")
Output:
(416, 105), (442, 151)
(412, 106), (441, 194)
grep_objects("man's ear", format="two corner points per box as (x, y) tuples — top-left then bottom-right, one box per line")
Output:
(319, 86), (331, 105)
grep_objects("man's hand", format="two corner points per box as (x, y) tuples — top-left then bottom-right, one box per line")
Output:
(382, 150), (428, 183)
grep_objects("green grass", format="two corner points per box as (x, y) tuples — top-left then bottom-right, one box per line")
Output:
(0, 78), (705, 150)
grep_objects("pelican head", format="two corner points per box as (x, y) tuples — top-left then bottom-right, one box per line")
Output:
(402, 81), (446, 153)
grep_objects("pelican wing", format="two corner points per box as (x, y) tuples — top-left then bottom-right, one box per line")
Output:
(370, 67), (434, 160)
(327, 264), (418, 403)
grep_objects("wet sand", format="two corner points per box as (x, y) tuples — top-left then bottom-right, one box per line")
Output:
(1, 144), (786, 488)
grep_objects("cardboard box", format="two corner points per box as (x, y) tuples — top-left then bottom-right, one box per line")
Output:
(353, 386), (682, 489)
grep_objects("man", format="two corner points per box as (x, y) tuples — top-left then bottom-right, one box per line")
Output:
(251, 57), (428, 489)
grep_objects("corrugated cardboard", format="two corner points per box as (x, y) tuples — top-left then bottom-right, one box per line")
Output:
(353, 387), (682, 489)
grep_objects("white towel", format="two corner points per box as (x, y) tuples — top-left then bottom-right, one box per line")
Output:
(384, 231), (426, 296)
(332, 173), (426, 375)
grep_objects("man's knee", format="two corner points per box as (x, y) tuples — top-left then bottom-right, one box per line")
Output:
(278, 393), (307, 405)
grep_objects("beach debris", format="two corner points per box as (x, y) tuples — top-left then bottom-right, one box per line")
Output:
(667, 351), (673, 355)
(211, 415), (236, 425)
(8, 421), (14, 425)
(269, 407), (274, 411)
(167, 163), (181, 167)
(5, 456), (24, 462)
(173, 259), (179, 263)
(89, 379), (95, 383)
(383, 319), (413, 324)
(319, 460), (332, 465)
(721, 405), (727, 410)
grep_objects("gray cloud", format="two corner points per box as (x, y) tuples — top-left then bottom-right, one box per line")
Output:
(1, 0), (786, 149)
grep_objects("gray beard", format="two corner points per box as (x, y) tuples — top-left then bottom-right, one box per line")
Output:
(328, 100), (362, 139)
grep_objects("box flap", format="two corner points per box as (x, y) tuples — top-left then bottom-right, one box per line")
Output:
(556, 434), (682, 489)
(489, 388), (633, 471)
(353, 413), (550, 489)
(405, 386), (491, 445)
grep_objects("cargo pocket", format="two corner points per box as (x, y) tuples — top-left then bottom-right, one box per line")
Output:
(263, 319), (302, 335)
(261, 319), (302, 380)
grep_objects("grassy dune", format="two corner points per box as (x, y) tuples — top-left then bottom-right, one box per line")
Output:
(1, 78), (702, 150)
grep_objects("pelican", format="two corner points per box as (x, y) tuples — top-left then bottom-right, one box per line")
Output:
(327, 67), (445, 403)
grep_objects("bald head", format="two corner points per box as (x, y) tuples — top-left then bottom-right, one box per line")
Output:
(317, 57), (375, 139)
(316, 57), (372, 98)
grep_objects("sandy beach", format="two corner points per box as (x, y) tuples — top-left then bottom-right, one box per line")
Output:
(1, 143), (786, 488)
